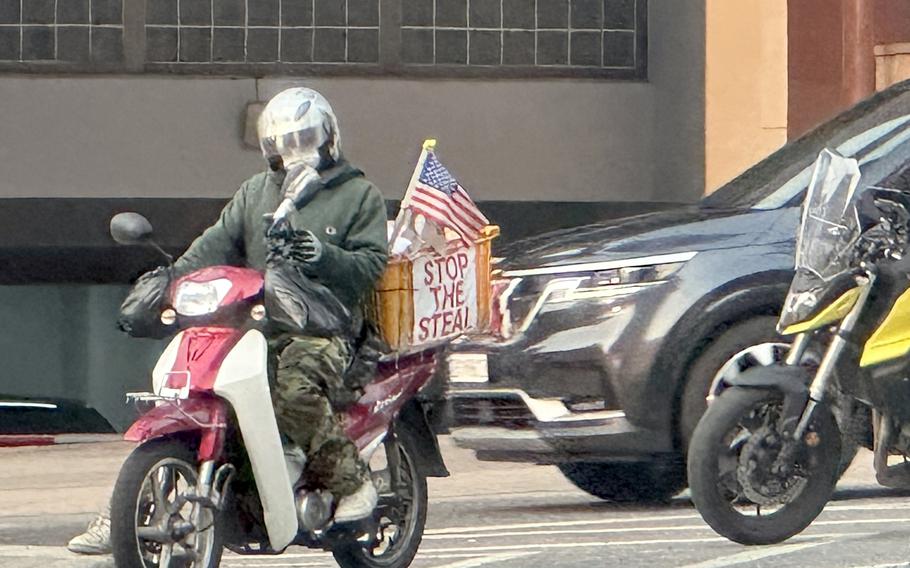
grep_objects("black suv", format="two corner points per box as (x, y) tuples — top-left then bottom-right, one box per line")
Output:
(447, 79), (910, 502)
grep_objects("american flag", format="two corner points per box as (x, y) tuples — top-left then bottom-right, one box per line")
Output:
(406, 152), (489, 244)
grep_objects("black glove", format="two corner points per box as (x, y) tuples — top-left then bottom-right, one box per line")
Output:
(117, 266), (174, 338)
(265, 217), (324, 267)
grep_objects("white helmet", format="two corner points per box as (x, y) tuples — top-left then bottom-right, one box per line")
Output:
(258, 87), (342, 170)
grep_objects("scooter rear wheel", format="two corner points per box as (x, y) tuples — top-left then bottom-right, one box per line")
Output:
(333, 422), (428, 568)
(111, 438), (224, 568)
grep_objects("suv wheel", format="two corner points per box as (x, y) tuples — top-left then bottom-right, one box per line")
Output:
(557, 462), (686, 503)
(680, 316), (859, 476)
(679, 316), (786, 452)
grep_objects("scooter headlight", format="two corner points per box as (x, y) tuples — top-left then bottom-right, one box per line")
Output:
(173, 279), (234, 316)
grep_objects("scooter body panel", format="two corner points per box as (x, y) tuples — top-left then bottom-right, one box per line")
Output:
(343, 351), (438, 449)
(212, 329), (297, 552)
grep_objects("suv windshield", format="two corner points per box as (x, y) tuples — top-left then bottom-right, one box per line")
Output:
(701, 80), (910, 210)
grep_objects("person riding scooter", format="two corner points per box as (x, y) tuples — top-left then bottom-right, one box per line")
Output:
(68, 86), (389, 555)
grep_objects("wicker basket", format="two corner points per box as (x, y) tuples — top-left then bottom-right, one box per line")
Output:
(374, 225), (500, 350)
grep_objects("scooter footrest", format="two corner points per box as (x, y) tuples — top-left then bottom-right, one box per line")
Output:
(224, 542), (283, 556)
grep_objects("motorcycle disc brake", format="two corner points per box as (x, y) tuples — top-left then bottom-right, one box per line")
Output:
(736, 425), (808, 506)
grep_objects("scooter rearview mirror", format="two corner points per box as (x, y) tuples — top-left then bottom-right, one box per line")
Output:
(110, 212), (154, 245)
(110, 212), (175, 265)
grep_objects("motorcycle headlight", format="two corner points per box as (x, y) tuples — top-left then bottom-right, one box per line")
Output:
(173, 279), (234, 316)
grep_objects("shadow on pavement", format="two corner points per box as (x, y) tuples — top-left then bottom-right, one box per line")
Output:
(478, 485), (910, 517)
(830, 486), (910, 501)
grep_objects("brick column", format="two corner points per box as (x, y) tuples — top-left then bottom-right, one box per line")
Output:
(841, 0), (876, 107)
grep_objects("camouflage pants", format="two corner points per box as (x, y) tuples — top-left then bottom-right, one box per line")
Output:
(271, 336), (368, 497)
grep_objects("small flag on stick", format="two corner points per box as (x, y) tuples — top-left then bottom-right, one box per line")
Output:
(392, 141), (489, 254)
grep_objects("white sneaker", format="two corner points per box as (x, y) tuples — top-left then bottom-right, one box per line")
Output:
(333, 480), (378, 524)
(67, 510), (112, 555)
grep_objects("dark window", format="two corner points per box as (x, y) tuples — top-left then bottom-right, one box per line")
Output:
(0, 0), (125, 64)
(145, 0), (379, 65)
(398, 0), (646, 77)
(0, 0), (645, 77)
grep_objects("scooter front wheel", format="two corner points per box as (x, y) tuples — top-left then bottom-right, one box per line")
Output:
(111, 438), (224, 568)
(333, 421), (429, 568)
(688, 386), (841, 545)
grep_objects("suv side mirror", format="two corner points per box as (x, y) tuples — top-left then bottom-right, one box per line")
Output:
(110, 212), (154, 246)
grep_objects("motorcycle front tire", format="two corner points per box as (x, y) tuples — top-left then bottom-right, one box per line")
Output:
(687, 386), (841, 546)
(111, 438), (224, 568)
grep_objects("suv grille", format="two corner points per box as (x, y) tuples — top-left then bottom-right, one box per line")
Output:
(452, 396), (535, 429)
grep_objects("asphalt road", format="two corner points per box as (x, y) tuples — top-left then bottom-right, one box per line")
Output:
(3, 439), (910, 568)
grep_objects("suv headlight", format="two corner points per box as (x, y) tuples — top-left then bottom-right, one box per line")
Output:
(545, 261), (691, 303)
(173, 278), (234, 316)
(498, 252), (697, 336)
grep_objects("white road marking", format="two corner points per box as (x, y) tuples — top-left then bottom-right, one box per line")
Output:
(420, 532), (871, 555)
(223, 552), (538, 567)
(222, 552), (507, 565)
(424, 537), (725, 554)
(425, 523), (709, 540)
(224, 552), (505, 561)
(430, 552), (539, 568)
(425, 513), (703, 535)
(826, 501), (910, 513)
(424, 501), (910, 537)
(420, 554), (526, 560)
(677, 540), (829, 568)
(431, 491), (592, 504)
(424, 516), (910, 541)
(223, 552), (331, 559)
(815, 517), (910, 526)
(225, 556), (330, 568)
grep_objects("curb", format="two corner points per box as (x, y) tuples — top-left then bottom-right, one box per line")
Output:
(0, 434), (122, 448)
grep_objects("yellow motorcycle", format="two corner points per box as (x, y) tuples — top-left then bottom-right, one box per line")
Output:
(688, 147), (910, 545)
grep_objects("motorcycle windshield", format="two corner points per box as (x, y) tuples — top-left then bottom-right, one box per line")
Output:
(780, 149), (863, 331)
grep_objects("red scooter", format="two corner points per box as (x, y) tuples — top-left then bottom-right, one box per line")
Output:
(107, 212), (448, 568)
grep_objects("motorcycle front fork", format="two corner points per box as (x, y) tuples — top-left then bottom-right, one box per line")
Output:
(184, 459), (236, 554)
(787, 276), (874, 441)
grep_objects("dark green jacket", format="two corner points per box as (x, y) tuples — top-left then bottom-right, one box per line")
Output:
(174, 162), (389, 316)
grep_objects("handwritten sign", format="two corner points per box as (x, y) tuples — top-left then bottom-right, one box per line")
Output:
(413, 247), (478, 343)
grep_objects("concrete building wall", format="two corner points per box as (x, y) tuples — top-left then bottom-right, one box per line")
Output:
(0, 2), (705, 206)
(0, 72), (688, 204)
(0, 0), (706, 431)
(0, 77), (263, 199)
(650, 0), (706, 202)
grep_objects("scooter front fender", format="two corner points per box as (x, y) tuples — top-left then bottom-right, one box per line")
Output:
(124, 398), (228, 462)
